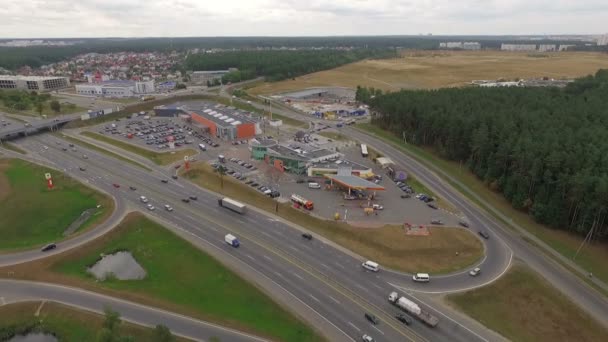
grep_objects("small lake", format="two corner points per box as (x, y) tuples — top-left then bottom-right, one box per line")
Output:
(87, 251), (146, 280)
(9, 333), (57, 342)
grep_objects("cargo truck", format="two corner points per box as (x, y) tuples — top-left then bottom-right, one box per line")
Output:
(218, 197), (247, 214)
(224, 234), (240, 247)
(388, 291), (439, 327)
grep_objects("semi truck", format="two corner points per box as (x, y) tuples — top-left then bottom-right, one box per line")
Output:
(388, 291), (439, 327)
(290, 194), (314, 210)
(218, 197), (247, 214)
(224, 234), (240, 247)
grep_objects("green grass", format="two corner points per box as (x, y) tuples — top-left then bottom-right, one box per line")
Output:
(317, 131), (348, 141)
(356, 122), (608, 288)
(1, 142), (27, 154)
(0, 301), (190, 342)
(0, 158), (111, 251)
(59, 134), (152, 172)
(183, 164), (482, 273)
(51, 213), (321, 342)
(447, 265), (608, 342)
(267, 112), (307, 128)
(0, 98), (86, 118)
(80, 132), (196, 166)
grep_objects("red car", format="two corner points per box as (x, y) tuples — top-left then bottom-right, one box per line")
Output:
(112, 183), (120, 188)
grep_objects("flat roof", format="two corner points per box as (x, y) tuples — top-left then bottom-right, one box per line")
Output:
(268, 145), (309, 161)
(251, 138), (277, 147)
(0, 75), (68, 81)
(306, 149), (339, 159)
(324, 174), (385, 191)
(310, 159), (370, 170)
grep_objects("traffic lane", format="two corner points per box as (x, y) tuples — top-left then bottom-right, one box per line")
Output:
(29, 135), (489, 340)
(0, 280), (264, 342)
(346, 127), (608, 321)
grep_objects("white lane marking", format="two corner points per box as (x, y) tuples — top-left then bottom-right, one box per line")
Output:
(355, 284), (367, 292)
(308, 294), (321, 303)
(245, 254), (256, 261)
(320, 263), (331, 269)
(372, 326), (384, 335)
(327, 295), (341, 304)
(292, 272), (304, 280)
(259, 231), (272, 238)
(334, 262), (345, 269)
(274, 271), (284, 279)
(348, 321), (361, 332)
(372, 283), (383, 290)
(263, 255), (272, 261)
(288, 245), (299, 252)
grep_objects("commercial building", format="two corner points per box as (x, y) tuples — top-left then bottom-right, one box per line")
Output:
(439, 42), (481, 50)
(538, 44), (557, 52)
(501, 44), (537, 51)
(190, 69), (236, 84)
(75, 80), (155, 98)
(154, 101), (261, 140)
(598, 34), (608, 46)
(0, 75), (70, 91)
(251, 139), (343, 175)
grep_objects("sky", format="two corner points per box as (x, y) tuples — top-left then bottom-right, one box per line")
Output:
(1, 0), (607, 38)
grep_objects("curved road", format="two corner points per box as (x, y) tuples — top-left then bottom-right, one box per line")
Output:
(0, 133), (505, 342)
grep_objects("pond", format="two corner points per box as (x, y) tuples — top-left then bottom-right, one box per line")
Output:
(87, 251), (146, 280)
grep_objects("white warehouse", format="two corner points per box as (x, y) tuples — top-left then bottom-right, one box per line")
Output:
(76, 80), (155, 98)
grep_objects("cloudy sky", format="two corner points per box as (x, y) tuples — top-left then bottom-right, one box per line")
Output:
(1, 0), (607, 38)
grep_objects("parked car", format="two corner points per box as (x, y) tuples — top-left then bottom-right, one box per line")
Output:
(301, 233), (313, 240)
(112, 183), (120, 188)
(362, 335), (374, 342)
(79, 167), (86, 171)
(146, 204), (155, 211)
(164, 204), (174, 212)
(478, 230), (490, 239)
(172, 175), (178, 180)
(430, 218), (443, 225)
(427, 203), (438, 209)
(458, 220), (470, 228)
(129, 186), (137, 191)
(161, 179), (169, 183)
(189, 195), (198, 200)
(469, 267), (481, 276)
(401, 194), (411, 199)
(181, 198), (190, 203)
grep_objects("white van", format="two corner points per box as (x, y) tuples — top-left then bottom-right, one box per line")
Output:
(139, 196), (148, 203)
(412, 273), (430, 282)
(198, 143), (206, 151)
(362, 260), (380, 272)
(308, 182), (321, 189)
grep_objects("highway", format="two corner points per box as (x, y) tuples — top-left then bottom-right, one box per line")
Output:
(0, 133), (501, 342)
(240, 95), (608, 324)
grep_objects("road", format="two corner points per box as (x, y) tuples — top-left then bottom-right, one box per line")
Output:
(0, 133), (503, 342)
(0, 279), (267, 342)
(240, 94), (608, 325)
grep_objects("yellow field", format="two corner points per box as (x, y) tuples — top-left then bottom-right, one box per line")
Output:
(250, 51), (608, 94)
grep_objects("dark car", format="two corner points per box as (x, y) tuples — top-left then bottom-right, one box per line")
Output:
(364, 313), (380, 325)
(172, 175), (178, 180)
(41, 243), (57, 252)
(129, 186), (137, 191)
(478, 230), (490, 239)
(301, 233), (313, 240)
(401, 194), (411, 199)
(181, 198), (190, 203)
(161, 179), (169, 183)
(427, 203), (438, 210)
(458, 220), (470, 228)
(79, 167), (86, 171)
(296, 179), (305, 184)
(112, 183), (120, 188)
(395, 313), (412, 325)
(62, 147), (68, 151)
(189, 195), (197, 200)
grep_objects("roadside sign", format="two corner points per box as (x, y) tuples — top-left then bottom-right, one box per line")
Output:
(44, 173), (52, 180)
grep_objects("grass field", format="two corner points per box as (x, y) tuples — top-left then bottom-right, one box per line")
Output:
(183, 163), (482, 273)
(447, 264), (608, 342)
(317, 131), (348, 141)
(81, 131), (197, 166)
(0, 158), (112, 251)
(0, 213), (321, 342)
(249, 51), (608, 94)
(0, 301), (190, 341)
(267, 112), (307, 128)
(356, 122), (608, 287)
(1, 142), (27, 154)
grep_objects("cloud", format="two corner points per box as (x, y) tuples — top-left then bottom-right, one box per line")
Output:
(0, 0), (606, 37)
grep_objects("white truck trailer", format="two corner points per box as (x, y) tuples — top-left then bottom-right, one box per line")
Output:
(388, 291), (439, 327)
(224, 234), (240, 247)
(218, 197), (247, 214)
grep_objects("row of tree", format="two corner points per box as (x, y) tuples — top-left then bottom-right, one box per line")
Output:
(0, 90), (61, 114)
(361, 69), (608, 240)
(185, 49), (397, 82)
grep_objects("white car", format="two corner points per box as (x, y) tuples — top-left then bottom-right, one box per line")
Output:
(164, 204), (174, 212)
(43, 145), (49, 150)
(146, 204), (155, 211)
(469, 267), (481, 276)
(362, 334), (375, 342)
(372, 204), (384, 210)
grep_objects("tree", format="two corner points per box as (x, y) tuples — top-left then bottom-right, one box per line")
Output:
(35, 102), (44, 116)
(96, 307), (134, 342)
(214, 165), (227, 190)
(49, 100), (61, 113)
(175, 83), (187, 90)
(152, 325), (175, 342)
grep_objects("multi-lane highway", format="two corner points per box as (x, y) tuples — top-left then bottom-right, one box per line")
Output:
(242, 95), (608, 325)
(0, 132), (503, 342)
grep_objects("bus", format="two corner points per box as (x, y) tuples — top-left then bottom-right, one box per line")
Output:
(361, 144), (369, 158)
